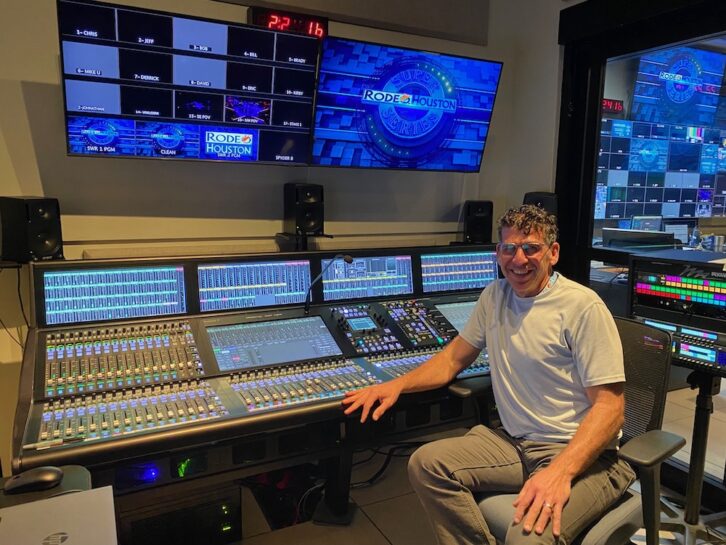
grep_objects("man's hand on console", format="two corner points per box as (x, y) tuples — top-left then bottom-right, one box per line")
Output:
(512, 464), (573, 538)
(341, 382), (403, 423)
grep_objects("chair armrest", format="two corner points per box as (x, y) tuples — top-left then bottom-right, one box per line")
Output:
(448, 376), (492, 398)
(619, 430), (685, 468)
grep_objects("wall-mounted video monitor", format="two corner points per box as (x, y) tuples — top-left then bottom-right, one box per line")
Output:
(321, 255), (414, 301)
(58, 0), (318, 164)
(311, 37), (502, 171)
(630, 46), (726, 127)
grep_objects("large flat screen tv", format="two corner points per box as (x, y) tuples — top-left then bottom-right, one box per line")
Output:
(630, 46), (726, 127)
(57, 0), (319, 164)
(311, 37), (502, 171)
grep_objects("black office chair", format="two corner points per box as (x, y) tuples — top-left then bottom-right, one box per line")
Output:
(452, 317), (685, 545)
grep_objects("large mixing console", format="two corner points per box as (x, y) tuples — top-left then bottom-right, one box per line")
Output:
(13, 245), (498, 542)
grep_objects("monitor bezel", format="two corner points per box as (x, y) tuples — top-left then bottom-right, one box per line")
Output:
(310, 35), (504, 173)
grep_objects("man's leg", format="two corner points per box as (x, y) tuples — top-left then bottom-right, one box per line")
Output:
(504, 445), (636, 545)
(408, 425), (526, 545)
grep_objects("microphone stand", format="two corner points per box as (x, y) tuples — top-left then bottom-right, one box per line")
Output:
(304, 254), (353, 315)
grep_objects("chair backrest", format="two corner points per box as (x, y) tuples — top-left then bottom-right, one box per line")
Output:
(614, 317), (673, 445)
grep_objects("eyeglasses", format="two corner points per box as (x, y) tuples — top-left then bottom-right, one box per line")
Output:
(497, 242), (549, 257)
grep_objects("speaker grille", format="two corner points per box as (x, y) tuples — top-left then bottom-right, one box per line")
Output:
(284, 183), (324, 236)
(0, 197), (64, 262)
(463, 200), (493, 244)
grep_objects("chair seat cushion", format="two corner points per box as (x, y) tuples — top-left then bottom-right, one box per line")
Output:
(477, 490), (643, 545)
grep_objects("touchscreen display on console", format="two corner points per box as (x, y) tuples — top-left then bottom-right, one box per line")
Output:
(206, 316), (342, 371)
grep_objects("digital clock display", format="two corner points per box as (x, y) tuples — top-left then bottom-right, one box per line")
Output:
(602, 98), (625, 114)
(248, 7), (328, 39)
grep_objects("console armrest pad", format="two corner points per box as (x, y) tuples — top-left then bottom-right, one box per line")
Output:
(448, 376), (492, 398)
(619, 430), (686, 467)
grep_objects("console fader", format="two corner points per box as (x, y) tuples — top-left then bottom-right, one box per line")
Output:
(30, 380), (226, 448)
(230, 358), (381, 412)
(42, 321), (204, 398)
(369, 347), (490, 381)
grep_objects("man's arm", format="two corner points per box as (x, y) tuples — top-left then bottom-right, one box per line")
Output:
(513, 382), (625, 537)
(341, 335), (481, 422)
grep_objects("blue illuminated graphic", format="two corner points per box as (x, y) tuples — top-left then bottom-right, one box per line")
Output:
(135, 121), (199, 158)
(199, 125), (258, 160)
(67, 116), (136, 156)
(225, 96), (270, 124)
(139, 463), (161, 483)
(631, 47), (726, 126)
(629, 139), (668, 172)
(43, 266), (187, 325)
(312, 37), (502, 171)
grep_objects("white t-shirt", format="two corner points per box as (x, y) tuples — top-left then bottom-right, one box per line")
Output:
(460, 273), (624, 447)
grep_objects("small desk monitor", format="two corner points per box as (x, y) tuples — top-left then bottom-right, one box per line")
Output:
(630, 216), (663, 231)
(617, 218), (633, 229)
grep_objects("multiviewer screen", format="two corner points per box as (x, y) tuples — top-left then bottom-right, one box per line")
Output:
(58, 0), (317, 164)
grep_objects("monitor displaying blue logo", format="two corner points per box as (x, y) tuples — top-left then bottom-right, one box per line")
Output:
(631, 46), (726, 126)
(312, 37), (502, 172)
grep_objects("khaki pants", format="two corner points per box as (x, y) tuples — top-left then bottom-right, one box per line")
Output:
(407, 425), (635, 545)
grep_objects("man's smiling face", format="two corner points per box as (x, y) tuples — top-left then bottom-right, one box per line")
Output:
(497, 226), (560, 297)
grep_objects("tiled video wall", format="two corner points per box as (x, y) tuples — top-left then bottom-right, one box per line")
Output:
(594, 118), (726, 220)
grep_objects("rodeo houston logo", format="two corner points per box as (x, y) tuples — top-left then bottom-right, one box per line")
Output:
(360, 58), (458, 167)
(659, 54), (703, 105)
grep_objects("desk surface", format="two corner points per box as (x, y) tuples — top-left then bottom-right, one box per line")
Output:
(0, 465), (91, 509)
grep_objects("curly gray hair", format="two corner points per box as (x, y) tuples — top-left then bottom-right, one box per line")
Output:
(497, 204), (558, 245)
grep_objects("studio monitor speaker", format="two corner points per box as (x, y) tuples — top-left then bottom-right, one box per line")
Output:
(463, 200), (493, 244)
(523, 191), (558, 217)
(0, 197), (64, 262)
(283, 183), (324, 236)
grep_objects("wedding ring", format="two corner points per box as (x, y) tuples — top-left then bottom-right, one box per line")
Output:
(544, 502), (553, 510)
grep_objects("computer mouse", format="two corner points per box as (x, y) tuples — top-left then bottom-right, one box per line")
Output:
(3, 466), (63, 494)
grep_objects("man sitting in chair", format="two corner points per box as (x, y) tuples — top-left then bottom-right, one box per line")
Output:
(342, 204), (635, 545)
